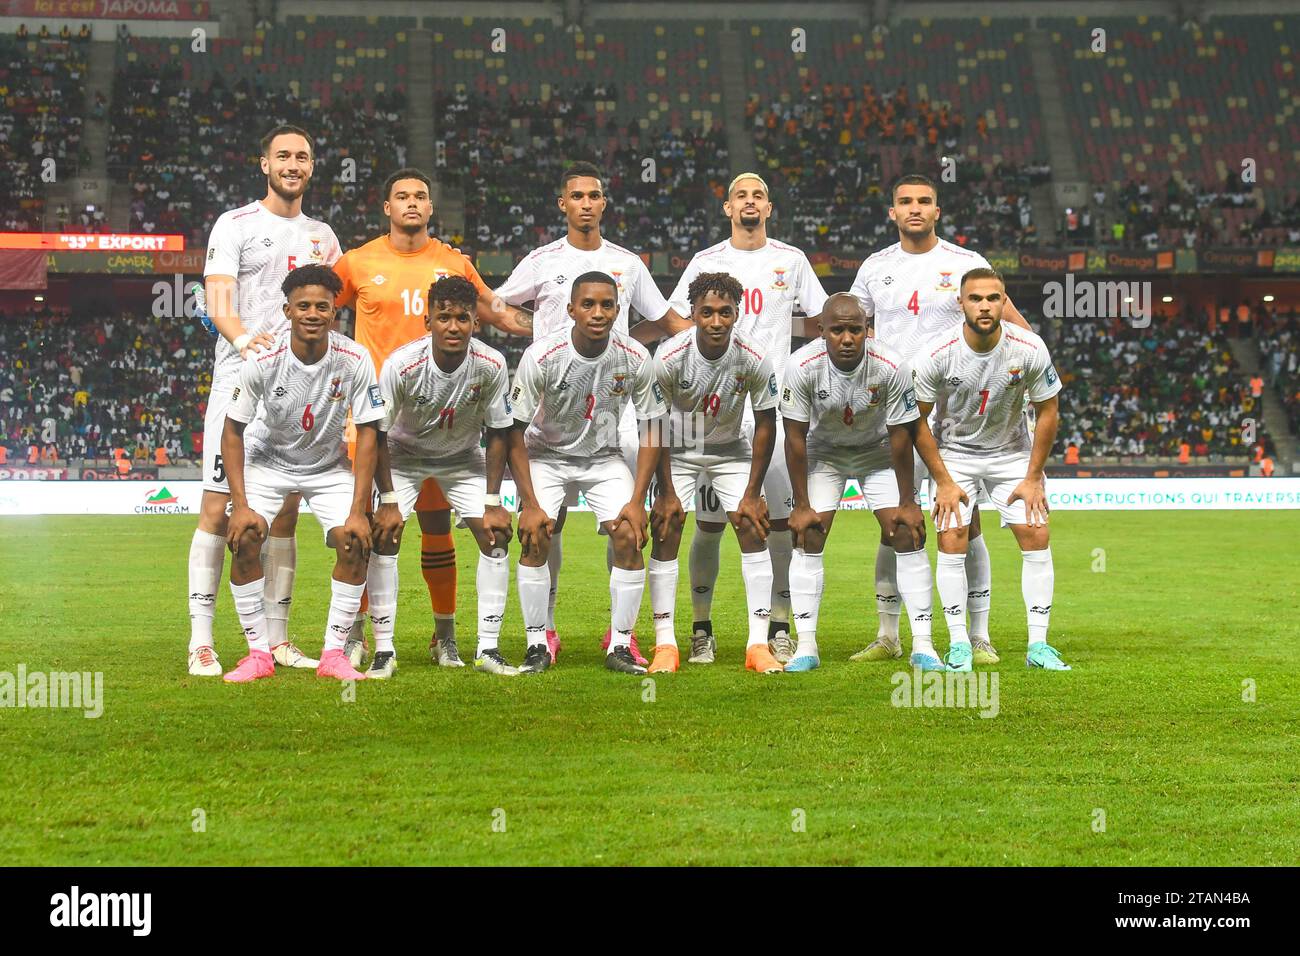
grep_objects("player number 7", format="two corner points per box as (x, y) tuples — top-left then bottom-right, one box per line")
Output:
(977, 389), (990, 416)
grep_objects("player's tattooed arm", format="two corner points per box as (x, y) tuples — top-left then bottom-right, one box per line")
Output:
(220, 417), (265, 552)
(1008, 395), (1058, 528)
(482, 426), (515, 550)
(782, 417), (823, 548)
(888, 421), (925, 550)
(371, 432), (404, 552)
(914, 402), (968, 532)
(206, 275), (274, 356)
(477, 293), (533, 337)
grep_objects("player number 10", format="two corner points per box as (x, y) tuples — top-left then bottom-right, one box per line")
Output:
(742, 287), (763, 316)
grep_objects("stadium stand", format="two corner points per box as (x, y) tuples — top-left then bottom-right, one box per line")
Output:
(1257, 305), (1300, 436)
(0, 32), (89, 231)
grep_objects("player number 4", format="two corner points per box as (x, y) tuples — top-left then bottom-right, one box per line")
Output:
(301, 403), (315, 430)
(907, 290), (920, 316)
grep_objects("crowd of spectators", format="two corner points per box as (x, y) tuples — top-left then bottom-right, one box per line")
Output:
(436, 87), (730, 256)
(0, 31), (89, 231)
(1256, 306), (1300, 437)
(109, 64), (409, 249)
(0, 306), (212, 466)
(1046, 310), (1263, 461)
(750, 83), (1045, 251)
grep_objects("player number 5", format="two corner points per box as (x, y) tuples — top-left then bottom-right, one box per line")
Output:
(301, 403), (315, 430)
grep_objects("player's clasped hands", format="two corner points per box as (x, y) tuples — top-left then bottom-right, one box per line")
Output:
(732, 493), (770, 541)
(516, 502), (553, 560)
(787, 503), (824, 550)
(890, 499), (927, 551)
(372, 502), (404, 551)
(1008, 476), (1050, 527)
(931, 479), (969, 534)
(340, 511), (373, 560)
(481, 503), (515, 552)
(613, 500), (650, 550)
(650, 490), (686, 543)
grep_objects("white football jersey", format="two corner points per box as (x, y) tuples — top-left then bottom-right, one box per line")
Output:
(911, 323), (1061, 460)
(379, 336), (513, 464)
(494, 237), (670, 340)
(782, 339), (919, 462)
(204, 200), (342, 385)
(668, 238), (827, 382)
(652, 327), (779, 458)
(511, 329), (667, 460)
(849, 238), (990, 361)
(228, 330), (382, 476)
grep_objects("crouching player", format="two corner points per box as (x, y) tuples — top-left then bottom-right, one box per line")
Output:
(647, 271), (783, 674)
(911, 268), (1069, 671)
(781, 293), (935, 671)
(221, 264), (383, 683)
(370, 276), (548, 678)
(510, 271), (667, 675)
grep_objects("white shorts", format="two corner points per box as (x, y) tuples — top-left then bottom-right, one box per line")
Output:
(930, 452), (1036, 531)
(696, 419), (791, 522)
(202, 379), (235, 493)
(529, 453), (634, 525)
(391, 456), (486, 520)
(669, 454), (753, 513)
(808, 455), (898, 513)
(244, 463), (355, 544)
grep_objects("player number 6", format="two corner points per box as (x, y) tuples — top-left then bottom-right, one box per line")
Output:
(301, 403), (315, 430)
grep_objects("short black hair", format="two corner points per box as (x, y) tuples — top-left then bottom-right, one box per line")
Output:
(283, 263), (342, 298)
(687, 271), (743, 309)
(383, 167), (432, 201)
(570, 271), (617, 302)
(891, 173), (938, 201)
(560, 161), (604, 194)
(428, 275), (478, 311)
(960, 266), (1005, 290)
(261, 124), (313, 159)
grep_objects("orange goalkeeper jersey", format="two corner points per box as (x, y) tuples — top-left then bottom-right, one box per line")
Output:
(334, 234), (491, 374)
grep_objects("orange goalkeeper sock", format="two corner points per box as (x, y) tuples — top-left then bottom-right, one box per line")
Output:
(421, 532), (457, 616)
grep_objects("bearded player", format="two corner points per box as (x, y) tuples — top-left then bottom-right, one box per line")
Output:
(334, 167), (532, 669)
(493, 161), (689, 666)
(667, 173), (828, 666)
(187, 124), (341, 677)
(849, 173), (1034, 666)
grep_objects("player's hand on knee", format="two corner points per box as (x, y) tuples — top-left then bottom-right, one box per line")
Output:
(483, 504), (514, 550)
(371, 502), (404, 551)
(1008, 477), (1049, 527)
(891, 500), (926, 551)
(733, 494), (770, 542)
(227, 506), (267, 554)
(650, 492), (685, 543)
(517, 503), (551, 558)
(787, 504), (823, 550)
(341, 512), (372, 560)
(932, 480), (968, 533)
(613, 501), (649, 551)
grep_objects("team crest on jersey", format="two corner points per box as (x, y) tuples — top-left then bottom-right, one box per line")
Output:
(310, 238), (325, 261)
(903, 387), (917, 410)
(1008, 367), (1023, 386)
(610, 373), (627, 396)
(731, 374), (748, 395)
(772, 268), (787, 290)
(936, 272), (954, 291)
(467, 384), (482, 403)
(866, 385), (881, 407)
(328, 377), (345, 401)
(610, 270), (623, 289)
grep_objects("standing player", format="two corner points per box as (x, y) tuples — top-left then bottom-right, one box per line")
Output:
(334, 167), (532, 669)
(647, 272), (782, 675)
(782, 294), (936, 671)
(368, 276), (547, 678)
(509, 272), (668, 675)
(911, 268), (1069, 671)
(220, 265), (380, 683)
(188, 124), (341, 677)
(493, 161), (689, 665)
(667, 173), (828, 665)
(849, 173), (1034, 665)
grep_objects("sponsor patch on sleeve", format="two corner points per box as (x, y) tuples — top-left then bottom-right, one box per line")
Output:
(368, 384), (384, 408)
(652, 381), (665, 404)
(768, 373), (778, 397)
(781, 386), (792, 404)
(1045, 366), (1059, 387)
(903, 387), (917, 410)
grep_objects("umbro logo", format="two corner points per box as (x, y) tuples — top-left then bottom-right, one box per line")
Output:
(371, 275), (386, 285)
(915, 612), (932, 623)
(692, 586), (709, 594)
(794, 611), (812, 620)
(554, 274), (566, 285)
(653, 612), (670, 621)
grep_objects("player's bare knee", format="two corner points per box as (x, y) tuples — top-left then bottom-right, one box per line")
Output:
(1011, 524), (1050, 551)
(609, 521), (640, 560)
(733, 523), (763, 553)
(889, 523), (924, 553)
(937, 526), (969, 554)
(696, 518), (726, 534)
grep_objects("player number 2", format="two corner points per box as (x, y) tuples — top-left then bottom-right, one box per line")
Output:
(400, 288), (425, 317)
(907, 291), (920, 315)
(977, 389), (990, 416)
(301, 403), (315, 430)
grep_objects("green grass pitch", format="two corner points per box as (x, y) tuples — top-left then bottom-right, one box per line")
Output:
(1, 510), (1297, 866)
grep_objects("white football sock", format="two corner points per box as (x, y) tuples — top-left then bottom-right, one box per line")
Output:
(1021, 548), (1054, 645)
(874, 543), (901, 639)
(935, 551), (970, 645)
(262, 535), (296, 647)
(896, 548), (936, 659)
(608, 566), (645, 652)
(740, 550), (775, 647)
(366, 553), (398, 655)
(546, 532), (562, 631)
(688, 526), (723, 621)
(229, 578), (270, 653)
(476, 552), (509, 651)
(516, 563), (551, 652)
(187, 529), (225, 652)
(323, 578), (364, 653)
(766, 532), (792, 627)
(966, 534), (992, 641)
(648, 557), (679, 647)
(788, 548), (823, 659)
